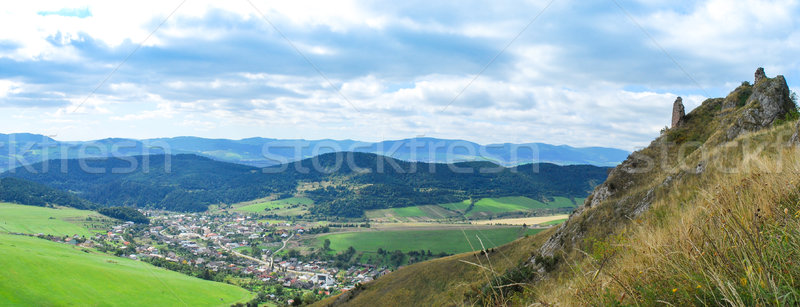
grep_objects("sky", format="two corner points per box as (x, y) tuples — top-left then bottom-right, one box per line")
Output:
(0, 0), (798, 150)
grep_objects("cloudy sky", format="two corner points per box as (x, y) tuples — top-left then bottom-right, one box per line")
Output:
(0, 0), (798, 150)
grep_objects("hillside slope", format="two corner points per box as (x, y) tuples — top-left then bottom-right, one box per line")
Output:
(314, 228), (556, 307)
(0, 233), (253, 306)
(321, 69), (800, 305)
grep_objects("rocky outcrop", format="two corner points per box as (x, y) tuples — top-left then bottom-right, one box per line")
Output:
(671, 97), (685, 128)
(725, 69), (794, 140)
(537, 67), (795, 260)
(755, 67), (766, 84)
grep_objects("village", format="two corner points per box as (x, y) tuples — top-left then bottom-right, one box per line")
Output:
(38, 210), (390, 305)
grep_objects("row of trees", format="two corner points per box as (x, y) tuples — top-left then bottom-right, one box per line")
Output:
(97, 207), (149, 224)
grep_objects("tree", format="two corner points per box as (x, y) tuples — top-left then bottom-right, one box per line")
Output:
(390, 250), (405, 267)
(251, 246), (262, 258)
(323, 239), (331, 251)
(302, 292), (317, 304)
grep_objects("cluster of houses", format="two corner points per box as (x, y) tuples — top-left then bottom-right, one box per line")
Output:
(113, 211), (392, 294)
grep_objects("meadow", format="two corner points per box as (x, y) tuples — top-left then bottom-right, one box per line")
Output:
(367, 196), (580, 222)
(315, 227), (543, 254)
(465, 196), (575, 218)
(234, 197), (312, 216)
(0, 202), (110, 237)
(0, 233), (253, 306)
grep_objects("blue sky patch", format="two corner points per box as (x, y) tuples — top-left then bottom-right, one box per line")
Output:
(37, 7), (92, 18)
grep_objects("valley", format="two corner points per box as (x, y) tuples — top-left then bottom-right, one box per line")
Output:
(3, 70), (797, 306)
(5, 0), (799, 305)
(0, 160), (582, 305)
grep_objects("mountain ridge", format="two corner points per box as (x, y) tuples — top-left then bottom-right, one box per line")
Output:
(0, 134), (629, 172)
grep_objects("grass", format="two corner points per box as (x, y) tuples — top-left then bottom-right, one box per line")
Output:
(439, 200), (471, 212)
(391, 206), (429, 218)
(0, 203), (110, 237)
(235, 197), (313, 216)
(315, 228), (543, 255)
(524, 121), (800, 305)
(366, 205), (460, 221)
(466, 196), (559, 218)
(368, 196), (579, 221)
(0, 233), (253, 306)
(418, 205), (460, 219)
(547, 196), (576, 208)
(540, 218), (567, 226)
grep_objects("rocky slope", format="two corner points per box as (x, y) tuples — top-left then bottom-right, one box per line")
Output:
(537, 68), (796, 260)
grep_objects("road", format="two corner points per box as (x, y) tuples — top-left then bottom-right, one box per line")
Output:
(222, 243), (270, 266)
(269, 233), (294, 268)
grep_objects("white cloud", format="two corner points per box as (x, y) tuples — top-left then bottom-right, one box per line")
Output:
(0, 80), (23, 98)
(642, 0), (800, 73)
(0, 0), (798, 150)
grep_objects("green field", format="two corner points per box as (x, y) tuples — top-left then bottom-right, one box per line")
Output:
(0, 203), (110, 237)
(467, 196), (549, 217)
(547, 196), (575, 208)
(315, 227), (543, 254)
(0, 233), (252, 306)
(540, 218), (568, 226)
(438, 200), (471, 213)
(235, 197), (313, 216)
(390, 206), (428, 217)
(369, 196), (580, 221)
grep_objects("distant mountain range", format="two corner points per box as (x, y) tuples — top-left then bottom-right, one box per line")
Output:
(0, 134), (629, 172)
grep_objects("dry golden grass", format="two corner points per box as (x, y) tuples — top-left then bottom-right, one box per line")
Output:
(527, 122), (800, 306)
(469, 215), (569, 226)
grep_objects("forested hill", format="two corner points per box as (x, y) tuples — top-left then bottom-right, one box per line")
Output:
(2, 154), (293, 212)
(275, 152), (610, 217)
(0, 177), (96, 210)
(2, 153), (610, 216)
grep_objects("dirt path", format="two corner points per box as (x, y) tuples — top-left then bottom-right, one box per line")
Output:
(268, 233), (294, 268)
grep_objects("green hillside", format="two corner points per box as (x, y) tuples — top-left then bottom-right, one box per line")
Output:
(234, 197), (314, 216)
(0, 233), (253, 306)
(0, 202), (107, 237)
